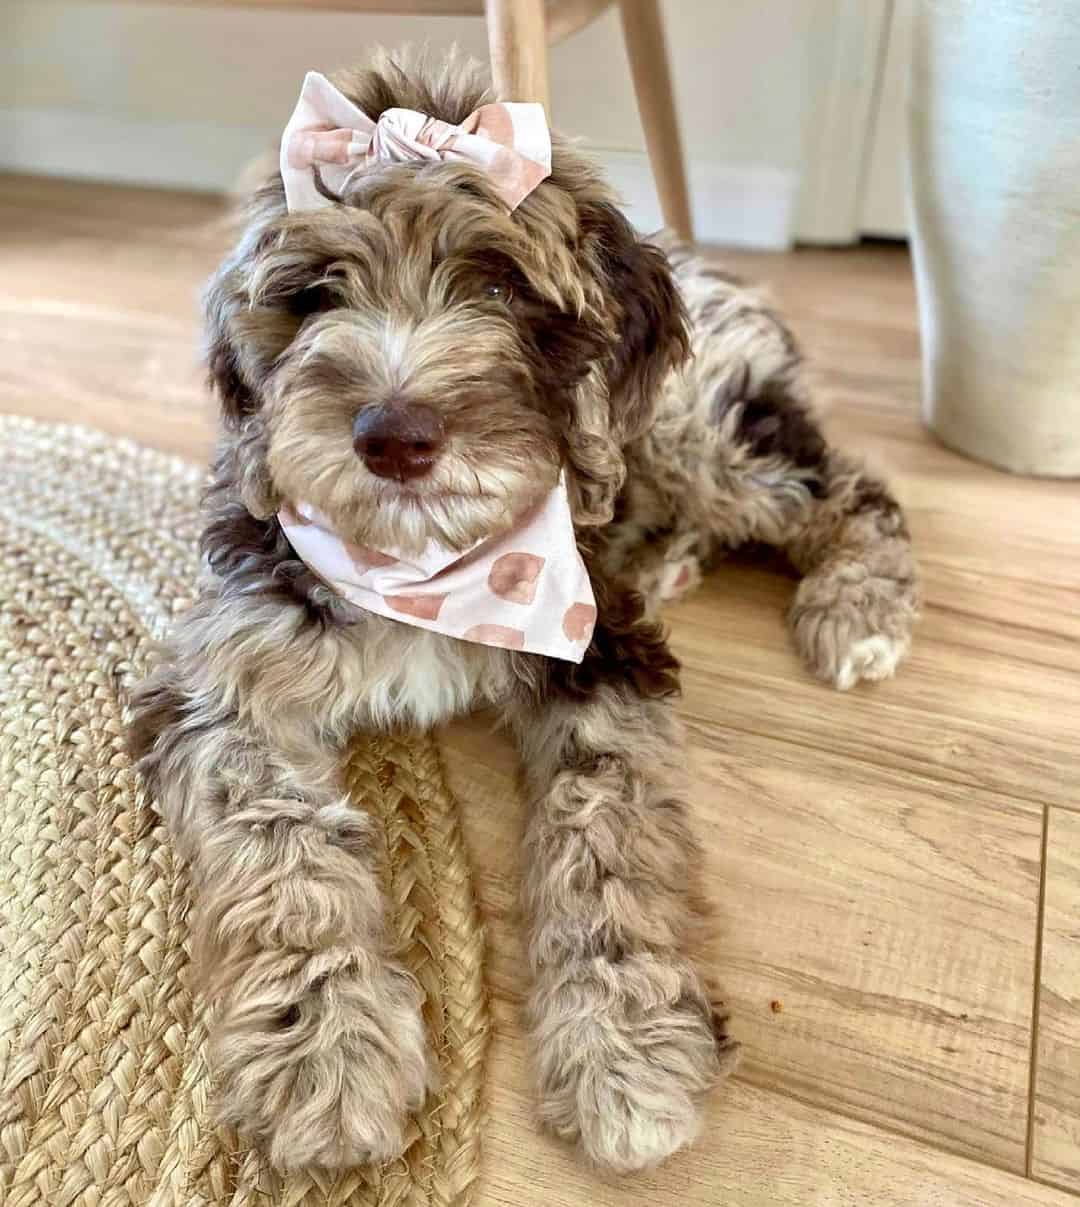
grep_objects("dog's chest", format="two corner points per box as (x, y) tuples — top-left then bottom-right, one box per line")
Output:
(343, 613), (516, 730)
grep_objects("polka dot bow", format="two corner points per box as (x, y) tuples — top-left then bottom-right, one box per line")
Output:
(280, 70), (553, 213)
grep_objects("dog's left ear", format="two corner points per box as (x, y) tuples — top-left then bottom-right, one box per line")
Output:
(586, 201), (690, 441)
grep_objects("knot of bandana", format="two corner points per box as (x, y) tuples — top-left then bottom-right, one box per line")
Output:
(280, 71), (553, 213)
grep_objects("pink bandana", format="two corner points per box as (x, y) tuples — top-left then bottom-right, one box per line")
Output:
(278, 477), (597, 662)
(280, 70), (552, 213)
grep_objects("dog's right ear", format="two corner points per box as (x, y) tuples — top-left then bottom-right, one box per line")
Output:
(201, 204), (288, 519)
(203, 188), (299, 428)
(204, 256), (258, 428)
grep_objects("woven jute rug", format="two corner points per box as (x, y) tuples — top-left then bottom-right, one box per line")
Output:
(0, 416), (489, 1207)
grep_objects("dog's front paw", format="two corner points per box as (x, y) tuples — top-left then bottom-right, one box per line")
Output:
(529, 953), (736, 1173)
(212, 953), (434, 1171)
(790, 561), (917, 690)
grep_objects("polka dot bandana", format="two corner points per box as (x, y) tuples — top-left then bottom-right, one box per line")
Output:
(278, 476), (597, 662)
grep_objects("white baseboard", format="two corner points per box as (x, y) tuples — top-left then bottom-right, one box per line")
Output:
(1, 108), (799, 250)
(0, 108), (270, 194)
(594, 149), (799, 250)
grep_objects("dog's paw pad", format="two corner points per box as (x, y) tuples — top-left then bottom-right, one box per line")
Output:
(658, 557), (701, 602)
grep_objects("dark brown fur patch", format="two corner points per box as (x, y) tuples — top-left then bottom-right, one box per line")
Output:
(849, 473), (911, 538)
(198, 447), (352, 624)
(585, 201), (691, 440)
(543, 566), (681, 704)
(736, 380), (828, 496)
(126, 667), (187, 773)
(205, 334), (257, 426)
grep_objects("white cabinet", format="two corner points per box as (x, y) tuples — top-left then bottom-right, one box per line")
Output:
(797, 0), (912, 245)
(860, 0), (913, 239)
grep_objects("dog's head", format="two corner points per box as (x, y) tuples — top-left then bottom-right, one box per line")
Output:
(207, 49), (688, 556)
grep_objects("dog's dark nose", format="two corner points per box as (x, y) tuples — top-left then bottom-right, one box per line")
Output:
(352, 403), (446, 482)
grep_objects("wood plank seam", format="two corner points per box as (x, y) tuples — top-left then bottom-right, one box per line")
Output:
(1026, 804), (1051, 1178)
(1033, 1173), (1080, 1197)
(679, 708), (1077, 818)
(729, 1072), (1044, 1186)
(678, 714), (1060, 818)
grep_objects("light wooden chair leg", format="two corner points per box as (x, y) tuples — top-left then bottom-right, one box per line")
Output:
(485, 0), (551, 111)
(618, 0), (693, 241)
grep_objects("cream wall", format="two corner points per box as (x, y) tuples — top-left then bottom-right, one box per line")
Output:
(0, 1), (837, 247)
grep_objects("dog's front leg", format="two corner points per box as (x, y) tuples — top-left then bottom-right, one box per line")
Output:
(131, 662), (433, 1171)
(510, 676), (737, 1172)
(196, 744), (434, 1170)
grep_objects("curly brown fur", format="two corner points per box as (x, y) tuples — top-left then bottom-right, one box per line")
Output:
(129, 46), (916, 1175)
(508, 685), (739, 1170)
(599, 243), (920, 688)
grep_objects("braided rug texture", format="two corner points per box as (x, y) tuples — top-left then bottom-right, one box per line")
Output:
(0, 417), (489, 1207)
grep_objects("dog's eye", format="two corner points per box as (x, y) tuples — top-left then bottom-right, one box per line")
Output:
(482, 282), (513, 305)
(286, 285), (335, 318)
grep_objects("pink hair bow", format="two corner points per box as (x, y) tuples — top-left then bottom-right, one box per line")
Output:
(280, 71), (552, 213)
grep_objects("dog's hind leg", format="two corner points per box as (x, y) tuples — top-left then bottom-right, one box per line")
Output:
(617, 255), (919, 687)
(779, 449), (918, 689)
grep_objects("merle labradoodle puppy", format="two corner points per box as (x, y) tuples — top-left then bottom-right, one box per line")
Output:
(130, 49), (917, 1175)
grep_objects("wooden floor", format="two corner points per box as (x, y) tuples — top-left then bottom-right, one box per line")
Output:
(4, 173), (1079, 1205)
